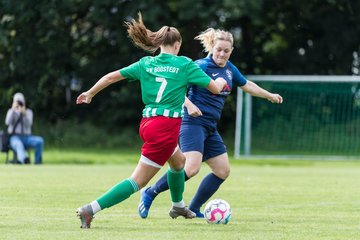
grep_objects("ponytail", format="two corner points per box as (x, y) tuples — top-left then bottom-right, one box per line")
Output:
(125, 12), (182, 53)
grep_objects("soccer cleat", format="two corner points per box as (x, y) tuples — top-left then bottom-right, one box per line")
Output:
(169, 206), (196, 219)
(138, 187), (154, 219)
(76, 205), (94, 228)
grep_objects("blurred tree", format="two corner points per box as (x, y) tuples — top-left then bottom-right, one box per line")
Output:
(0, 0), (359, 136)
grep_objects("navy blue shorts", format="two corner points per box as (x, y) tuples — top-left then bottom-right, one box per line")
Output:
(179, 124), (227, 161)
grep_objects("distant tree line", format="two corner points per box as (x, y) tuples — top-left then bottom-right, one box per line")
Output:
(1, 0), (359, 134)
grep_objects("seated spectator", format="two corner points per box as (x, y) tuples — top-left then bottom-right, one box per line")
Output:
(5, 92), (44, 164)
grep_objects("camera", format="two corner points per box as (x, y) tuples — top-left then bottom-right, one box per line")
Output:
(17, 100), (24, 107)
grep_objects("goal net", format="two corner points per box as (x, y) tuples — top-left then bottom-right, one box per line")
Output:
(234, 75), (360, 158)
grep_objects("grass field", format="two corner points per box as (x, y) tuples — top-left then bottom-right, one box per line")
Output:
(0, 150), (359, 240)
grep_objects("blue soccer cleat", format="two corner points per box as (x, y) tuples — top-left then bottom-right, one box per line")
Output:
(138, 187), (154, 219)
(190, 208), (204, 218)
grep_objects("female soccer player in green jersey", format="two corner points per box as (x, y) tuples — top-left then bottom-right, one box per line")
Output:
(75, 13), (227, 228)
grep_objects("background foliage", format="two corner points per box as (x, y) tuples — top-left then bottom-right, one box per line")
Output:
(1, 0), (359, 148)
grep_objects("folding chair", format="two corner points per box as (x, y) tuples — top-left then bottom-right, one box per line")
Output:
(3, 117), (25, 164)
(5, 146), (31, 164)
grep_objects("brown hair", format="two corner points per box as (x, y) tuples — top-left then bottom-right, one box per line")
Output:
(194, 28), (234, 53)
(124, 12), (182, 53)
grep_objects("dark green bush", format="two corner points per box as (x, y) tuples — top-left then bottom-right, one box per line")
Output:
(33, 118), (142, 150)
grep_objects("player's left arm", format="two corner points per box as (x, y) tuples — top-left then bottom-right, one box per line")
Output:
(241, 81), (283, 104)
(229, 62), (283, 104)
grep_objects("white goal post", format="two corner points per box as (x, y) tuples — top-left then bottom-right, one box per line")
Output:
(234, 75), (360, 159)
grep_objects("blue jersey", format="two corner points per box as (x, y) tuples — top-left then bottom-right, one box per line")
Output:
(183, 55), (247, 129)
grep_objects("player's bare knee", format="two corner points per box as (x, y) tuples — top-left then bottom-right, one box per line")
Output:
(214, 168), (230, 179)
(185, 167), (200, 178)
(170, 161), (184, 171)
(168, 153), (185, 170)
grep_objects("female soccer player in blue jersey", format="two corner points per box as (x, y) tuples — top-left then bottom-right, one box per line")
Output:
(138, 28), (283, 218)
(75, 15), (227, 228)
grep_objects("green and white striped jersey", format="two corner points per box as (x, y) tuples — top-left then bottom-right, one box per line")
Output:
(120, 53), (211, 118)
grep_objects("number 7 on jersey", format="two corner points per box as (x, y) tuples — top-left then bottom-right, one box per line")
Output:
(155, 77), (167, 103)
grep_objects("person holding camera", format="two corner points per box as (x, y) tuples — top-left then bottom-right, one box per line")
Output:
(5, 92), (44, 164)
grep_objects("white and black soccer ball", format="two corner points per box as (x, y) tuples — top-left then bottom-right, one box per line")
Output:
(204, 199), (232, 224)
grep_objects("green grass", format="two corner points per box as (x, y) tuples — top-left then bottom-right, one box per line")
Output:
(0, 150), (359, 240)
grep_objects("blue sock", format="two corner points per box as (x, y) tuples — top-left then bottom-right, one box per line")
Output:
(146, 171), (190, 199)
(189, 173), (224, 212)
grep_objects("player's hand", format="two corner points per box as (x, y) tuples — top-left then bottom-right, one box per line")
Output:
(76, 92), (93, 104)
(187, 103), (202, 117)
(268, 94), (283, 104)
(215, 77), (227, 90)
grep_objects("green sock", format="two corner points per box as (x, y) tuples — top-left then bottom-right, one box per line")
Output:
(167, 168), (185, 203)
(97, 178), (139, 209)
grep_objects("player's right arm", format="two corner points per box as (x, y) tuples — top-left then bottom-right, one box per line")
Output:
(187, 59), (226, 95)
(76, 70), (125, 104)
(206, 77), (227, 94)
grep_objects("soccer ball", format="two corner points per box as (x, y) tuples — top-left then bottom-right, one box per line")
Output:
(204, 199), (232, 224)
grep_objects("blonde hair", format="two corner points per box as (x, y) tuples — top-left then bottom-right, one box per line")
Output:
(124, 12), (182, 53)
(194, 28), (234, 53)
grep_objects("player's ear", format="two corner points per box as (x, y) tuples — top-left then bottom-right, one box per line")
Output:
(175, 41), (181, 51)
